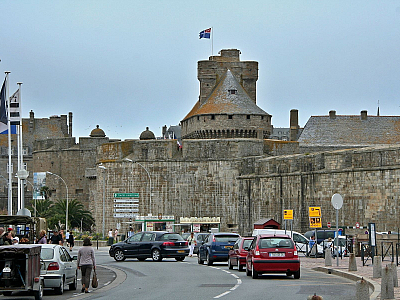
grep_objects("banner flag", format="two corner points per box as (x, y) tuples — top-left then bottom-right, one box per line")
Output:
(9, 89), (20, 125)
(199, 28), (211, 39)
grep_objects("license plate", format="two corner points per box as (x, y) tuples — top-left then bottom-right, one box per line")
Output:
(225, 246), (233, 249)
(177, 250), (185, 253)
(269, 252), (285, 257)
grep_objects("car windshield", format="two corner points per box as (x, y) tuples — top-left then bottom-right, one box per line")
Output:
(197, 234), (207, 241)
(214, 235), (239, 242)
(181, 233), (190, 240)
(334, 238), (346, 247)
(40, 248), (54, 260)
(243, 239), (252, 249)
(259, 237), (294, 249)
(159, 233), (184, 241)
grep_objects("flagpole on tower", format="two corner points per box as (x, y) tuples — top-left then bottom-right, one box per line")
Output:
(211, 27), (213, 59)
(17, 82), (24, 210)
(5, 71), (12, 215)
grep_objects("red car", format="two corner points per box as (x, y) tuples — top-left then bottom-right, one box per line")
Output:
(228, 237), (253, 271)
(246, 234), (300, 279)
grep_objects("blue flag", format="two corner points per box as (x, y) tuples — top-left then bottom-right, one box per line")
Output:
(199, 28), (211, 39)
(0, 79), (7, 134)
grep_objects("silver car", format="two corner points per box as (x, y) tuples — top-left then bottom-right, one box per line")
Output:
(39, 244), (78, 295)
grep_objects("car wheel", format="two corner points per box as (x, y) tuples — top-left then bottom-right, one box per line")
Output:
(69, 273), (77, 290)
(198, 253), (204, 264)
(54, 279), (64, 295)
(175, 257), (185, 261)
(206, 253), (213, 266)
(114, 249), (126, 262)
(246, 263), (251, 276)
(33, 282), (43, 300)
(294, 268), (300, 279)
(228, 258), (233, 269)
(152, 249), (162, 261)
(251, 263), (258, 279)
(238, 264), (244, 272)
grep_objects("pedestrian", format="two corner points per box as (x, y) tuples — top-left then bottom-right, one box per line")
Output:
(114, 228), (119, 243)
(66, 230), (70, 247)
(187, 232), (196, 257)
(108, 229), (114, 245)
(3, 232), (12, 245)
(77, 237), (96, 294)
(308, 235), (316, 255)
(37, 230), (47, 244)
(50, 230), (63, 245)
(128, 227), (134, 238)
(68, 231), (74, 251)
(0, 227), (5, 246)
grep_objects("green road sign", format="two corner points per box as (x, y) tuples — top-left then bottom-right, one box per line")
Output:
(113, 193), (139, 198)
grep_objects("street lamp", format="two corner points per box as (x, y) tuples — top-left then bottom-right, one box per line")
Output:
(25, 180), (36, 217)
(124, 158), (152, 215)
(46, 172), (69, 232)
(98, 165), (107, 239)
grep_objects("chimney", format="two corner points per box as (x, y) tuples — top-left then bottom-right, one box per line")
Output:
(29, 110), (34, 133)
(290, 109), (299, 141)
(329, 110), (336, 119)
(68, 112), (73, 137)
(361, 110), (367, 120)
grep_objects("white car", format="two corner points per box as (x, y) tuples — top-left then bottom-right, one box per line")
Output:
(39, 244), (78, 295)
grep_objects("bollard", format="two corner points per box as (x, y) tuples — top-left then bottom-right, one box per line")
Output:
(307, 294), (323, 300)
(324, 248), (332, 267)
(355, 278), (369, 300)
(348, 253), (357, 271)
(389, 262), (398, 288)
(372, 256), (382, 278)
(381, 265), (394, 299)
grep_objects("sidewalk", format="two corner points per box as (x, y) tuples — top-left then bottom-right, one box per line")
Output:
(300, 255), (399, 300)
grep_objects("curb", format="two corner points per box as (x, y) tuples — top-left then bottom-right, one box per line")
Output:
(312, 266), (381, 300)
(68, 264), (127, 299)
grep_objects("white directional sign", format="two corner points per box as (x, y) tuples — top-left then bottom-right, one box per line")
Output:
(114, 199), (139, 203)
(114, 203), (139, 208)
(114, 213), (138, 218)
(114, 208), (139, 213)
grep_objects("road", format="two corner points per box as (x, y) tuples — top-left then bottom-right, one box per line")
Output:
(0, 248), (357, 300)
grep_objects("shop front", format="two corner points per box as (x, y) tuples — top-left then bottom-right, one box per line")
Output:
(179, 217), (221, 233)
(132, 215), (175, 232)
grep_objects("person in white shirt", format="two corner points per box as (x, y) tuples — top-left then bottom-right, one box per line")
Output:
(108, 229), (114, 245)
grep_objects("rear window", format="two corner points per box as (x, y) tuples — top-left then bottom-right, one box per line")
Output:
(259, 238), (294, 249)
(159, 233), (184, 241)
(196, 234), (208, 242)
(40, 248), (54, 260)
(243, 239), (252, 249)
(214, 235), (239, 242)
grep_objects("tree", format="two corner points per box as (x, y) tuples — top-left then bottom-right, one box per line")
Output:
(51, 198), (95, 231)
(40, 186), (52, 200)
(27, 199), (53, 219)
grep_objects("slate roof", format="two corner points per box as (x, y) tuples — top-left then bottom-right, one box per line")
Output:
(183, 69), (269, 121)
(298, 115), (400, 146)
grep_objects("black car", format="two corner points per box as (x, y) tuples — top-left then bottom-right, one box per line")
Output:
(109, 231), (189, 262)
(198, 232), (240, 265)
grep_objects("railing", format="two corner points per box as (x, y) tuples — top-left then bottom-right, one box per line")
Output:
(381, 241), (394, 262)
(360, 242), (375, 266)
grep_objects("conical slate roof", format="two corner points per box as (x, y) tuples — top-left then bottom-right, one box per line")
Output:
(183, 69), (269, 121)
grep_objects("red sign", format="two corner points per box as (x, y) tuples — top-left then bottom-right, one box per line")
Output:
(356, 222), (360, 229)
(327, 222), (331, 228)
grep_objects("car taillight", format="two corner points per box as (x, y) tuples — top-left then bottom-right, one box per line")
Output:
(184, 241), (188, 246)
(213, 236), (216, 242)
(254, 244), (260, 256)
(47, 262), (59, 271)
(294, 250), (298, 257)
(162, 241), (175, 246)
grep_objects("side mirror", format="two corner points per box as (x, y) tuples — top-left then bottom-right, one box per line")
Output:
(72, 255), (77, 260)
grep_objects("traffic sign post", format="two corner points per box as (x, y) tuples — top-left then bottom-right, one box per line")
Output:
(327, 222), (331, 228)
(113, 193), (140, 218)
(331, 193), (343, 267)
(283, 209), (294, 237)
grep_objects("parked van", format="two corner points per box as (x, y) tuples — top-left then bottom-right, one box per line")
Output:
(304, 230), (337, 244)
(252, 229), (323, 255)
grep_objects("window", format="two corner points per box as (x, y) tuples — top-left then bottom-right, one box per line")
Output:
(259, 237), (294, 249)
(159, 233), (184, 241)
(214, 234), (239, 242)
(22, 147), (28, 155)
(59, 248), (67, 262)
(211, 115), (215, 120)
(228, 115), (233, 119)
(142, 233), (155, 241)
(228, 89), (237, 95)
(242, 239), (252, 249)
(128, 233), (143, 242)
(197, 116), (200, 120)
(40, 248), (54, 260)
(247, 115), (250, 119)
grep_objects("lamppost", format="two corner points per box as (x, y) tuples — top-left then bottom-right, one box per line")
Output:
(25, 180), (36, 217)
(98, 165), (107, 239)
(124, 158), (152, 215)
(46, 172), (69, 232)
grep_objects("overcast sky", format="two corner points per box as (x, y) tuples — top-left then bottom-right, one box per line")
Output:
(1, 1), (399, 140)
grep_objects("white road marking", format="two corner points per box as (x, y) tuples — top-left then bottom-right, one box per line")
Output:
(104, 281), (111, 286)
(230, 273), (239, 279)
(214, 291), (231, 298)
(222, 270), (231, 274)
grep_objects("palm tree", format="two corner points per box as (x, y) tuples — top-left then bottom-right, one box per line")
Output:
(27, 198), (53, 219)
(40, 186), (52, 200)
(51, 199), (95, 231)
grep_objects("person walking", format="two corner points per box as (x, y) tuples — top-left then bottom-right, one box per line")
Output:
(114, 229), (119, 243)
(65, 230), (70, 247)
(77, 238), (96, 293)
(108, 229), (114, 245)
(128, 227), (134, 238)
(37, 230), (47, 244)
(68, 231), (74, 251)
(50, 231), (63, 245)
(187, 232), (196, 257)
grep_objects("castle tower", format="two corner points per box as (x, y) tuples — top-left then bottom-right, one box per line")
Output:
(181, 49), (272, 139)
